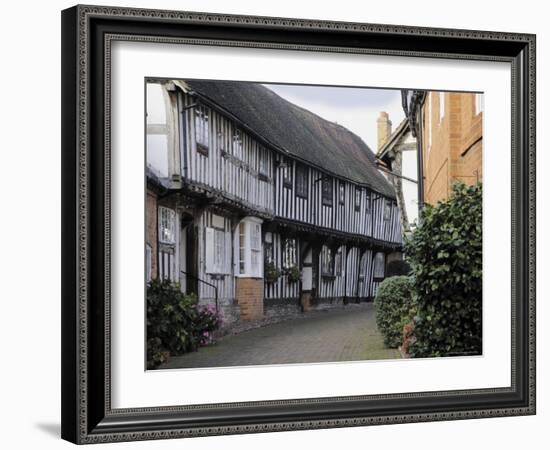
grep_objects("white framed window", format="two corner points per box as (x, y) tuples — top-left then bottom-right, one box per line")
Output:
(295, 164), (308, 198)
(321, 245), (334, 277)
(145, 244), (152, 282)
(194, 104), (209, 153)
(282, 238), (297, 269)
(383, 200), (392, 221)
(359, 253), (367, 277)
(355, 187), (362, 211)
(205, 227), (230, 274)
(264, 232), (274, 265)
(475, 93), (484, 115)
(158, 207), (176, 244)
(259, 147), (269, 179)
(282, 157), (293, 188)
(250, 222), (262, 276)
(322, 177), (333, 207)
(235, 217), (263, 278)
(373, 252), (386, 279)
(439, 92), (445, 124)
(334, 247), (343, 276)
(232, 128), (243, 159)
(338, 182), (345, 205)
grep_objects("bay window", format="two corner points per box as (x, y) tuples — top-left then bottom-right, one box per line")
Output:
(158, 207), (176, 244)
(205, 226), (231, 275)
(235, 217), (263, 278)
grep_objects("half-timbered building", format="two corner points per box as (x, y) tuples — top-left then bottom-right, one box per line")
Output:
(146, 79), (403, 326)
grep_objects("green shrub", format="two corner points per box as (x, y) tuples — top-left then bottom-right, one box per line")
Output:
(405, 182), (482, 358)
(386, 259), (411, 277)
(375, 276), (416, 348)
(146, 279), (222, 368)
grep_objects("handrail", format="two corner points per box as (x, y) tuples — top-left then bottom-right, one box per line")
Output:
(180, 271), (218, 313)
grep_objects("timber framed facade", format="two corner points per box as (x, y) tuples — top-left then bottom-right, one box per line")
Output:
(146, 79), (403, 325)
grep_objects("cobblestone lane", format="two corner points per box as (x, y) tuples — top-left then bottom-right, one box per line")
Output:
(161, 303), (400, 369)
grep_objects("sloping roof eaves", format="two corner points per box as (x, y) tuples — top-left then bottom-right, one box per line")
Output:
(376, 118), (410, 162)
(178, 80), (396, 199)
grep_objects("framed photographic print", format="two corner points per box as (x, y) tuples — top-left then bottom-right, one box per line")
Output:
(61, 4), (536, 444)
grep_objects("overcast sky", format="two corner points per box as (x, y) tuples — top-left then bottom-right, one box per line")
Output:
(263, 83), (406, 152)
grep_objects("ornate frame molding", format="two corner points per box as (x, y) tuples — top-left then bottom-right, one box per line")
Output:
(61, 5), (536, 444)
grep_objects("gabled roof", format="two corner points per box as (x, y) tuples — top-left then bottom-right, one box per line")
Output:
(178, 80), (396, 199)
(376, 118), (410, 163)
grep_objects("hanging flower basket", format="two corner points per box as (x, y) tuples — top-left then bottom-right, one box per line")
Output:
(264, 261), (281, 284)
(286, 265), (301, 283)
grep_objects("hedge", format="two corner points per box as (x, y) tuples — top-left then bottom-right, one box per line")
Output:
(405, 182), (482, 358)
(374, 275), (416, 348)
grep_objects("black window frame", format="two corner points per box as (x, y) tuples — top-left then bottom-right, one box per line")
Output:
(322, 176), (333, 207)
(295, 164), (308, 199)
(194, 104), (209, 156)
(338, 182), (345, 205)
(355, 187), (362, 211)
(282, 157), (293, 189)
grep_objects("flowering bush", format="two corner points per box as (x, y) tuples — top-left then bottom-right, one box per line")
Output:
(146, 279), (222, 368)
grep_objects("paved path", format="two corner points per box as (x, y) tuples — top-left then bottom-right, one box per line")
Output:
(161, 303), (400, 370)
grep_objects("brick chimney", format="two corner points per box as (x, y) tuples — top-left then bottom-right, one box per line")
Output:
(377, 111), (392, 151)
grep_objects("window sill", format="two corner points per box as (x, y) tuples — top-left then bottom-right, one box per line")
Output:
(196, 143), (209, 156)
(205, 273), (228, 279)
(258, 173), (271, 183)
(234, 274), (263, 279)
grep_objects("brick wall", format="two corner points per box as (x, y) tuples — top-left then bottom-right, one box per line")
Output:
(422, 92), (483, 205)
(145, 190), (158, 279)
(235, 278), (264, 321)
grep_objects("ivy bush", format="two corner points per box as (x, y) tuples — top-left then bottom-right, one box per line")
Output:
(374, 276), (416, 348)
(146, 279), (222, 368)
(405, 182), (482, 358)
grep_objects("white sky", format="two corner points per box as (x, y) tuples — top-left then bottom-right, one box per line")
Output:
(263, 83), (406, 152)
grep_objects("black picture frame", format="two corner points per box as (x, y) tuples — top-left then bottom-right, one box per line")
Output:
(61, 4), (536, 444)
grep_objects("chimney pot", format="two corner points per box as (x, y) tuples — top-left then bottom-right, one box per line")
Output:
(377, 111), (393, 150)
